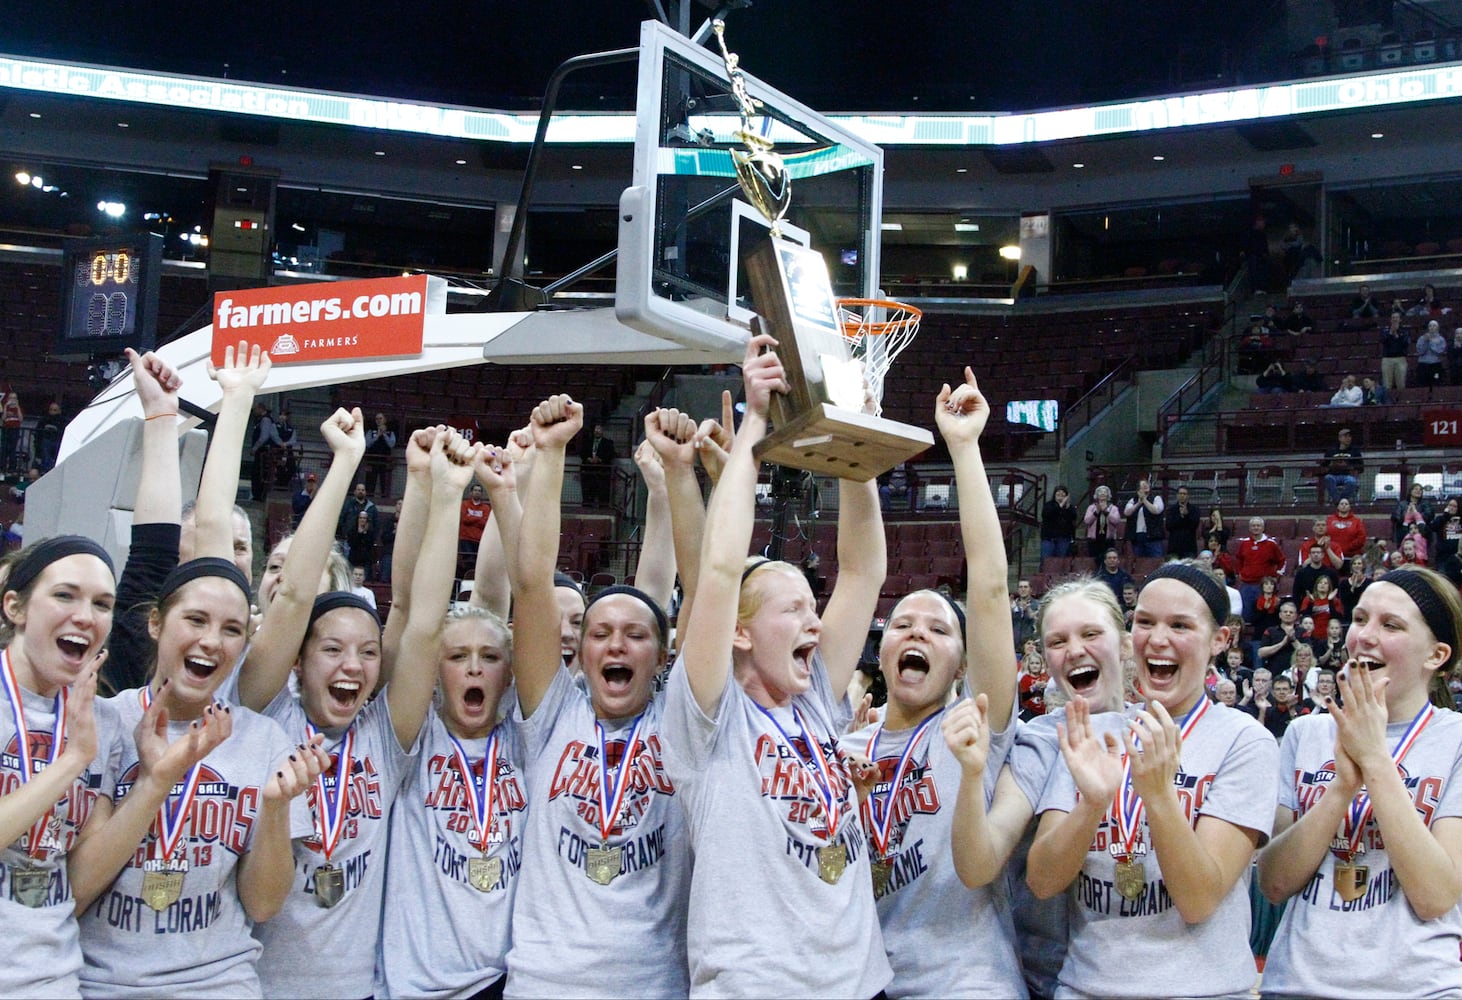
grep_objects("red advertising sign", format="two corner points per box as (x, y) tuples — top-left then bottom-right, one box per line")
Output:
(1423, 408), (1462, 446)
(211, 274), (428, 365)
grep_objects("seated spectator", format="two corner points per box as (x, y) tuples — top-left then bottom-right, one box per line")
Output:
(1405, 282), (1447, 317)
(1120, 582), (1138, 629)
(1083, 485), (1122, 560)
(1400, 527), (1428, 565)
(1290, 358), (1325, 392)
(1349, 284), (1381, 319)
(1299, 668), (1340, 715)
(1298, 575), (1342, 636)
(1431, 496), (1462, 565)
(879, 462), (916, 511)
(1315, 618), (1347, 671)
(349, 565), (378, 609)
(1449, 328), (1462, 387)
(345, 509), (376, 577)
(1391, 481), (1433, 544)
(1418, 319), (1449, 386)
(1255, 361), (1291, 393)
(1121, 478), (1164, 558)
(1094, 547), (1135, 605)
(1219, 646), (1252, 686)
(1359, 376), (1388, 405)
(1237, 320), (1276, 373)
(1328, 374), (1362, 406)
(1380, 311), (1410, 391)
(1292, 542), (1340, 604)
(1039, 484), (1078, 560)
(1257, 600), (1302, 676)
(1282, 299), (1315, 335)
(1325, 496), (1367, 560)
(1214, 677), (1238, 708)
(1321, 427), (1363, 503)
(1208, 564), (1244, 619)
(1262, 673), (1302, 740)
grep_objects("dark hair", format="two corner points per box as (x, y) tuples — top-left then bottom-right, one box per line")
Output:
(0, 536), (116, 646)
(1378, 567), (1462, 709)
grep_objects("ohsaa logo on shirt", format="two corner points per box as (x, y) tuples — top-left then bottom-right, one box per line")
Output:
(0, 731), (102, 857)
(753, 731), (854, 841)
(1295, 758), (1443, 837)
(1085, 767), (1217, 855)
(547, 734), (674, 834)
(424, 752), (527, 842)
(867, 755), (941, 851)
(302, 753), (385, 852)
(115, 761), (258, 862)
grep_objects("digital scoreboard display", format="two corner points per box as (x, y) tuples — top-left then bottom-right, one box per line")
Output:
(57, 233), (162, 359)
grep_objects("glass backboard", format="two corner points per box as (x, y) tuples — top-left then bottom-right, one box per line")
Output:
(617, 19), (883, 358)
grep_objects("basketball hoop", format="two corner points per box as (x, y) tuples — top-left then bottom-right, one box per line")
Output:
(836, 298), (922, 415)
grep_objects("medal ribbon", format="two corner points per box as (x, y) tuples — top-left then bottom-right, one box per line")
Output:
(1337, 703), (1434, 859)
(1113, 697), (1210, 859)
(757, 704), (843, 843)
(0, 651), (67, 859)
(306, 722), (356, 864)
(594, 713), (647, 845)
(862, 709), (942, 858)
(137, 687), (206, 864)
(447, 728), (501, 853)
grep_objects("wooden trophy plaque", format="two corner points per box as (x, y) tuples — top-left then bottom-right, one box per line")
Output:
(743, 237), (932, 482)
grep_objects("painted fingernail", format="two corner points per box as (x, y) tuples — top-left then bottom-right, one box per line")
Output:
(289, 754), (298, 762)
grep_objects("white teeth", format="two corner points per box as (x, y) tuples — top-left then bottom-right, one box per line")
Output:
(332, 681), (361, 691)
(1147, 659), (1178, 668)
(186, 657), (217, 669)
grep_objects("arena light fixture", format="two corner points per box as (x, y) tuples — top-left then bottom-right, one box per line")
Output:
(999, 245), (1021, 260)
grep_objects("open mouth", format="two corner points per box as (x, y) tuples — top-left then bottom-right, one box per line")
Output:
(327, 681), (361, 710)
(897, 649), (930, 681)
(463, 686), (486, 709)
(183, 656), (220, 680)
(793, 643), (817, 674)
(1145, 658), (1179, 683)
(56, 634), (90, 661)
(1353, 657), (1385, 672)
(601, 665), (634, 694)
(1066, 664), (1100, 694)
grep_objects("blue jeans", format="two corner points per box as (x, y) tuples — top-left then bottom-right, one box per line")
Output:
(1324, 474), (1358, 503)
(1041, 537), (1073, 560)
(1132, 538), (1165, 559)
(1239, 582), (1262, 624)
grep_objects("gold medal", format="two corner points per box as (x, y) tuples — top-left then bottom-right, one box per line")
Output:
(141, 869), (184, 911)
(817, 843), (847, 885)
(314, 863), (345, 908)
(1334, 861), (1369, 903)
(468, 854), (502, 892)
(870, 856), (893, 897)
(586, 843), (622, 885)
(1114, 858), (1146, 900)
(10, 865), (49, 908)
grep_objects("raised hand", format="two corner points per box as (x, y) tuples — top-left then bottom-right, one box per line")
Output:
(59, 664), (101, 770)
(136, 688), (234, 787)
(529, 394), (583, 450)
(1059, 696), (1123, 805)
(1124, 701), (1182, 803)
(694, 391), (736, 486)
(206, 339), (272, 396)
(935, 367), (991, 447)
(406, 426), (442, 479)
(942, 694), (991, 776)
(633, 440), (666, 492)
(644, 407), (698, 468)
(264, 733), (331, 802)
(848, 692), (881, 731)
(320, 407), (367, 463)
(126, 348), (183, 418)
(1333, 661), (1391, 778)
(740, 332), (788, 419)
(432, 428), (480, 493)
(473, 444), (515, 497)
(845, 751), (880, 806)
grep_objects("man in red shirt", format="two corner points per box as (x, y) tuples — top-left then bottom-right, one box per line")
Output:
(1235, 516), (1286, 624)
(1324, 497), (1367, 561)
(459, 482), (491, 558)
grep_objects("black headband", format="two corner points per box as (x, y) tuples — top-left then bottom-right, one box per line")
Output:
(892, 588), (967, 642)
(1143, 562), (1230, 628)
(742, 558), (772, 584)
(1381, 569), (1459, 669)
(7, 536), (115, 595)
(585, 585), (668, 642)
(308, 591), (382, 632)
(159, 558), (251, 605)
(554, 572), (585, 600)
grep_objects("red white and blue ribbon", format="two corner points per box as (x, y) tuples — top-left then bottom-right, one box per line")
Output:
(1, 651), (67, 859)
(448, 727), (501, 853)
(306, 721), (356, 863)
(138, 686), (205, 864)
(1113, 696), (1210, 858)
(758, 704), (844, 842)
(594, 714), (646, 844)
(862, 709), (942, 859)
(1337, 703), (1434, 859)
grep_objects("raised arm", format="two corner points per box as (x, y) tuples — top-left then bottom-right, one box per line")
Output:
(195, 341), (270, 562)
(382, 427), (438, 673)
(387, 430), (481, 749)
(630, 438), (676, 613)
(938, 369), (1018, 727)
(643, 407), (706, 624)
(681, 333), (786, 714)
(469, 427), (530, 616)
(508, 395), (584, 717)
(237, 409), (365, 711)
(129, 349), (184, 526)
(818, 476), (887, 701)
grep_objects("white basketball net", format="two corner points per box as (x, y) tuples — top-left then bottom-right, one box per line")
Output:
(836, 299), (922, 415)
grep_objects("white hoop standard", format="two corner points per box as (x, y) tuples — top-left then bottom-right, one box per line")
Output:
(835, 298), (922, 415)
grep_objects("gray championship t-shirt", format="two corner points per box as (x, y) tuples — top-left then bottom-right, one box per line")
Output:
(660, 654), (893, 999)
(503, 667), (689, 999)
(848, 688), (1024, 998)
(0, 672), (124, 998)
(1007, 709), (1070, 1000)
(1040, 702), (1278, 999)
(252, 689), (414, 999)
(1263, 709), (1462, 999)
(79, 689), (294, 998)
(379, 707), (528, 1000)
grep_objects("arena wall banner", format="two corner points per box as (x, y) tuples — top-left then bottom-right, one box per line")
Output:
(210, 274), (432, 365)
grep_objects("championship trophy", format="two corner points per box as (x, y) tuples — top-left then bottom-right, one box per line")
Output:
(714, 22), (932, 482)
